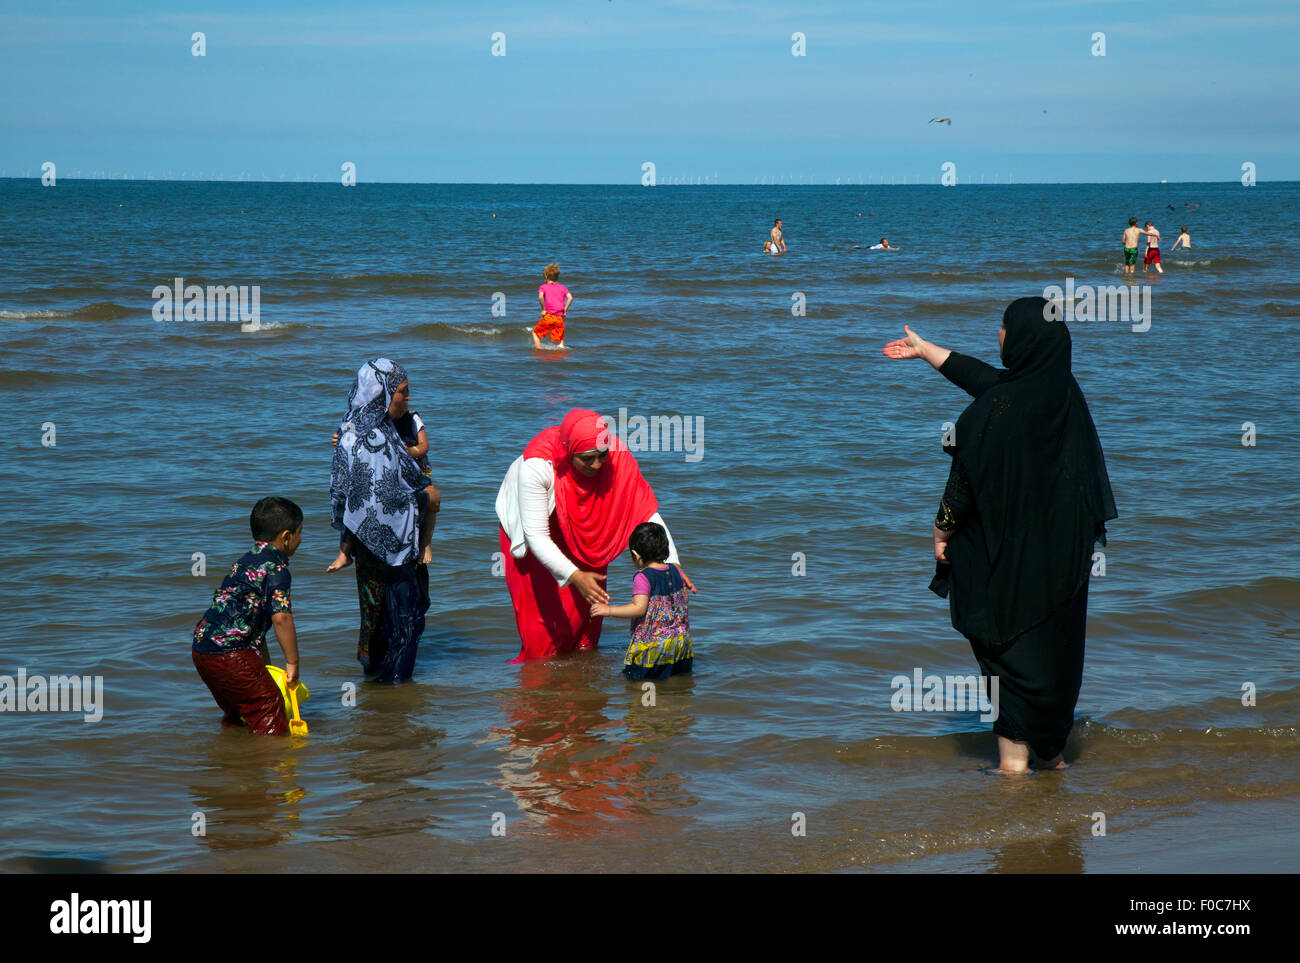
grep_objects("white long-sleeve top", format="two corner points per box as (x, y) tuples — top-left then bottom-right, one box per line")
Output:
(495, 455), (680, 586)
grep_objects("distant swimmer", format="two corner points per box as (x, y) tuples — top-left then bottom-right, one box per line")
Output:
(1122, 216), (1142, 275)
(853, 237), (900, 250)
(1170, 226), (1191, 251)
(929, 117), (952, 125)
(768, 217), (787, 254)
(1185, 202), (1200, 210)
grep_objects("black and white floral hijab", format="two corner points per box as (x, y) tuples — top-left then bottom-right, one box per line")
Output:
(329, 358), (427, 566)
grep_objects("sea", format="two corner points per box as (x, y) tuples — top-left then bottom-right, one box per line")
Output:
(1, 179), (1297, 873)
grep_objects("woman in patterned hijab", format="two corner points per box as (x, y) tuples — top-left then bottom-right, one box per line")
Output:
(328, 358), (438, 682)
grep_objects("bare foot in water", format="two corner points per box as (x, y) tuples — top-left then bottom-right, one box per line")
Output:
(995, 735), (1032, 774)
(1037, 755), (1069, 770)
(327, 551), (352, 572)
(420, 545), (432, 565)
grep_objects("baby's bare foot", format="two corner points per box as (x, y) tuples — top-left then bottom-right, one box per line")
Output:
(420, 545), (432, 565)
(327, 551), (353, 573)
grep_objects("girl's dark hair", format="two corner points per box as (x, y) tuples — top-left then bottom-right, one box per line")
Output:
(629, 522), (669, 564)
(251, 496), (303, 542)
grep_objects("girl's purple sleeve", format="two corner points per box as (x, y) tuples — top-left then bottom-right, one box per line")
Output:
(632, 571), (651, 597)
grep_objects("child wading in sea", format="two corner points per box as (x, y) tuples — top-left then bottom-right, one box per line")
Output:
(1142, 220), (1163, 274)
(533, 262), (573, 349)
(191, 497), (303, 735)
(1171, 226), (1191, 252)
(590, 522), (694, 679)
(391, 401), (436, 564)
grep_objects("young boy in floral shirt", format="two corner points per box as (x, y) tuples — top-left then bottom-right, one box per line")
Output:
(192, 497), (303, 735)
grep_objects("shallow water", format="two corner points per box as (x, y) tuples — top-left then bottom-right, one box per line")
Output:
(0, 180), (1297, 872)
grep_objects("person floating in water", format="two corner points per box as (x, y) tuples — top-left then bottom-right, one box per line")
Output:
(853, 237), (899, 250)
(590, 522), (694, 680)
(191, 497), (303, 735)
(532, 262), (573, 350)
(1121, 217), (1142, 275)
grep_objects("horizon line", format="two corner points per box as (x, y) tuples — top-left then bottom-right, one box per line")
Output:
(0, 176), (1288, 187)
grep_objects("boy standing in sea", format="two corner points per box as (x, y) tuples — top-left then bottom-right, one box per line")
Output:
(1142, 221), (1163, 274)
(192, 497), (303, 735)
(533, 263), (573, 349)
(1122, 217), (1142, 275)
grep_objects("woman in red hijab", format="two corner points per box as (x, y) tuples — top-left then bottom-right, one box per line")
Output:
(495, 408), (694, 663)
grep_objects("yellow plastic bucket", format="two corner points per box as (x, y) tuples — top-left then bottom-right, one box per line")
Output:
(265, 664), (309, 716)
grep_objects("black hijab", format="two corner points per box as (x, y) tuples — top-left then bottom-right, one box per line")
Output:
(944, 297), (1117, 647)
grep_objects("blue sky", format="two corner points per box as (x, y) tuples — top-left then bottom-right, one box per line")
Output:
(2, 0), (1297, 183)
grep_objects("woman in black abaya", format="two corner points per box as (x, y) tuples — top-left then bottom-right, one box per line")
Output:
(884, 297), (1117, 773)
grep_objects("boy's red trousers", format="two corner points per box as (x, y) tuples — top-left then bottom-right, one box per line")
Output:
(193, 647), (289, 735)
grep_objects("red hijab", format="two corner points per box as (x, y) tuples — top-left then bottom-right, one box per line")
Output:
(523, 408), (659, 568)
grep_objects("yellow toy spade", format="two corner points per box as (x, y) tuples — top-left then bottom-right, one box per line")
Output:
(287, 682), (308, 736)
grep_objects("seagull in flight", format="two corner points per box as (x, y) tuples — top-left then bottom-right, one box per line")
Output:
(929, 117), (952, 125)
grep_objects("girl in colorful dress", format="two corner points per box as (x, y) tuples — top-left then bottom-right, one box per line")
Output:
(591, 522), (694, 680)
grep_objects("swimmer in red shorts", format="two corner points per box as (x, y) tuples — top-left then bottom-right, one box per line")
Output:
(1142, 221), (1163, 274)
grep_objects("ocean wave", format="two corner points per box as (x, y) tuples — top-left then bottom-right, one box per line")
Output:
(1166, 255), (1251, 268)
(1073, 717), (1300, 747)
(235, 320), (303, 333)
(411, 321), (509, 339)
(0, 301), (134, 321)
(279, 271), (436, 296)
(1261, 301), (1300, 317)
(1164, 575), (1300, 611)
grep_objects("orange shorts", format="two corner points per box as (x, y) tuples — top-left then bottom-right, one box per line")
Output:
(534, 312), (565, 342)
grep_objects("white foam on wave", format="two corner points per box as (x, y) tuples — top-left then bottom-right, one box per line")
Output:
(0, 309), (67, 319)
(238, 320), (296, 333)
